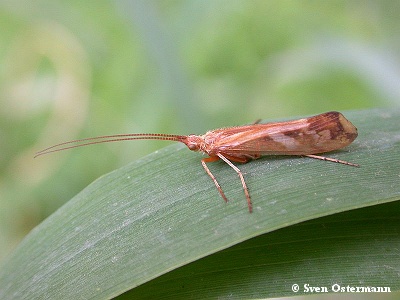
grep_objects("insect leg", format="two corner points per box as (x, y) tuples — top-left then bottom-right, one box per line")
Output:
(217, 153), (252, 213)
(201, 157), (229, 203)
(305, 154), (359, 167)
(251, 119), (262, 125)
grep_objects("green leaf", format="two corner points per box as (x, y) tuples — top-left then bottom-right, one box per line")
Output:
(0, 108), (399, 299)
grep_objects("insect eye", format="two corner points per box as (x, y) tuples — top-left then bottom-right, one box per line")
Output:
(187, 143), (199, 151)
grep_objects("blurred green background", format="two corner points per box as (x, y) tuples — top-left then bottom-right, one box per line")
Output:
(0, 0), (399, 278)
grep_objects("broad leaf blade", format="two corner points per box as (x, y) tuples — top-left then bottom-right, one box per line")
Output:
(0, 108), (399, 299)
(123, 200), (400, 299)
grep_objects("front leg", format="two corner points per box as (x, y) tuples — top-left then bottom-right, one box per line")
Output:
(201, 154), (253, 213)
(201, 156), (229, 203)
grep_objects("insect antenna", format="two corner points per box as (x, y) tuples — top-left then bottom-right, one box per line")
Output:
(35, 133), (187, 157)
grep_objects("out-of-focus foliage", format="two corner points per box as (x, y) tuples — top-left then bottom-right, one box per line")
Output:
(0, 0), (399, 268)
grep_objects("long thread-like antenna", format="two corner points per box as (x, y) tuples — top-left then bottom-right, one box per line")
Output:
(35, 133), (187, 157)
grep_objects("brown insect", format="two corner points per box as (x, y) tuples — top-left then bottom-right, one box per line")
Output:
(36, 111), (359, 213)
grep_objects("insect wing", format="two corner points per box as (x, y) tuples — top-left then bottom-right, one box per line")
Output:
(209, 112), (357, 156)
